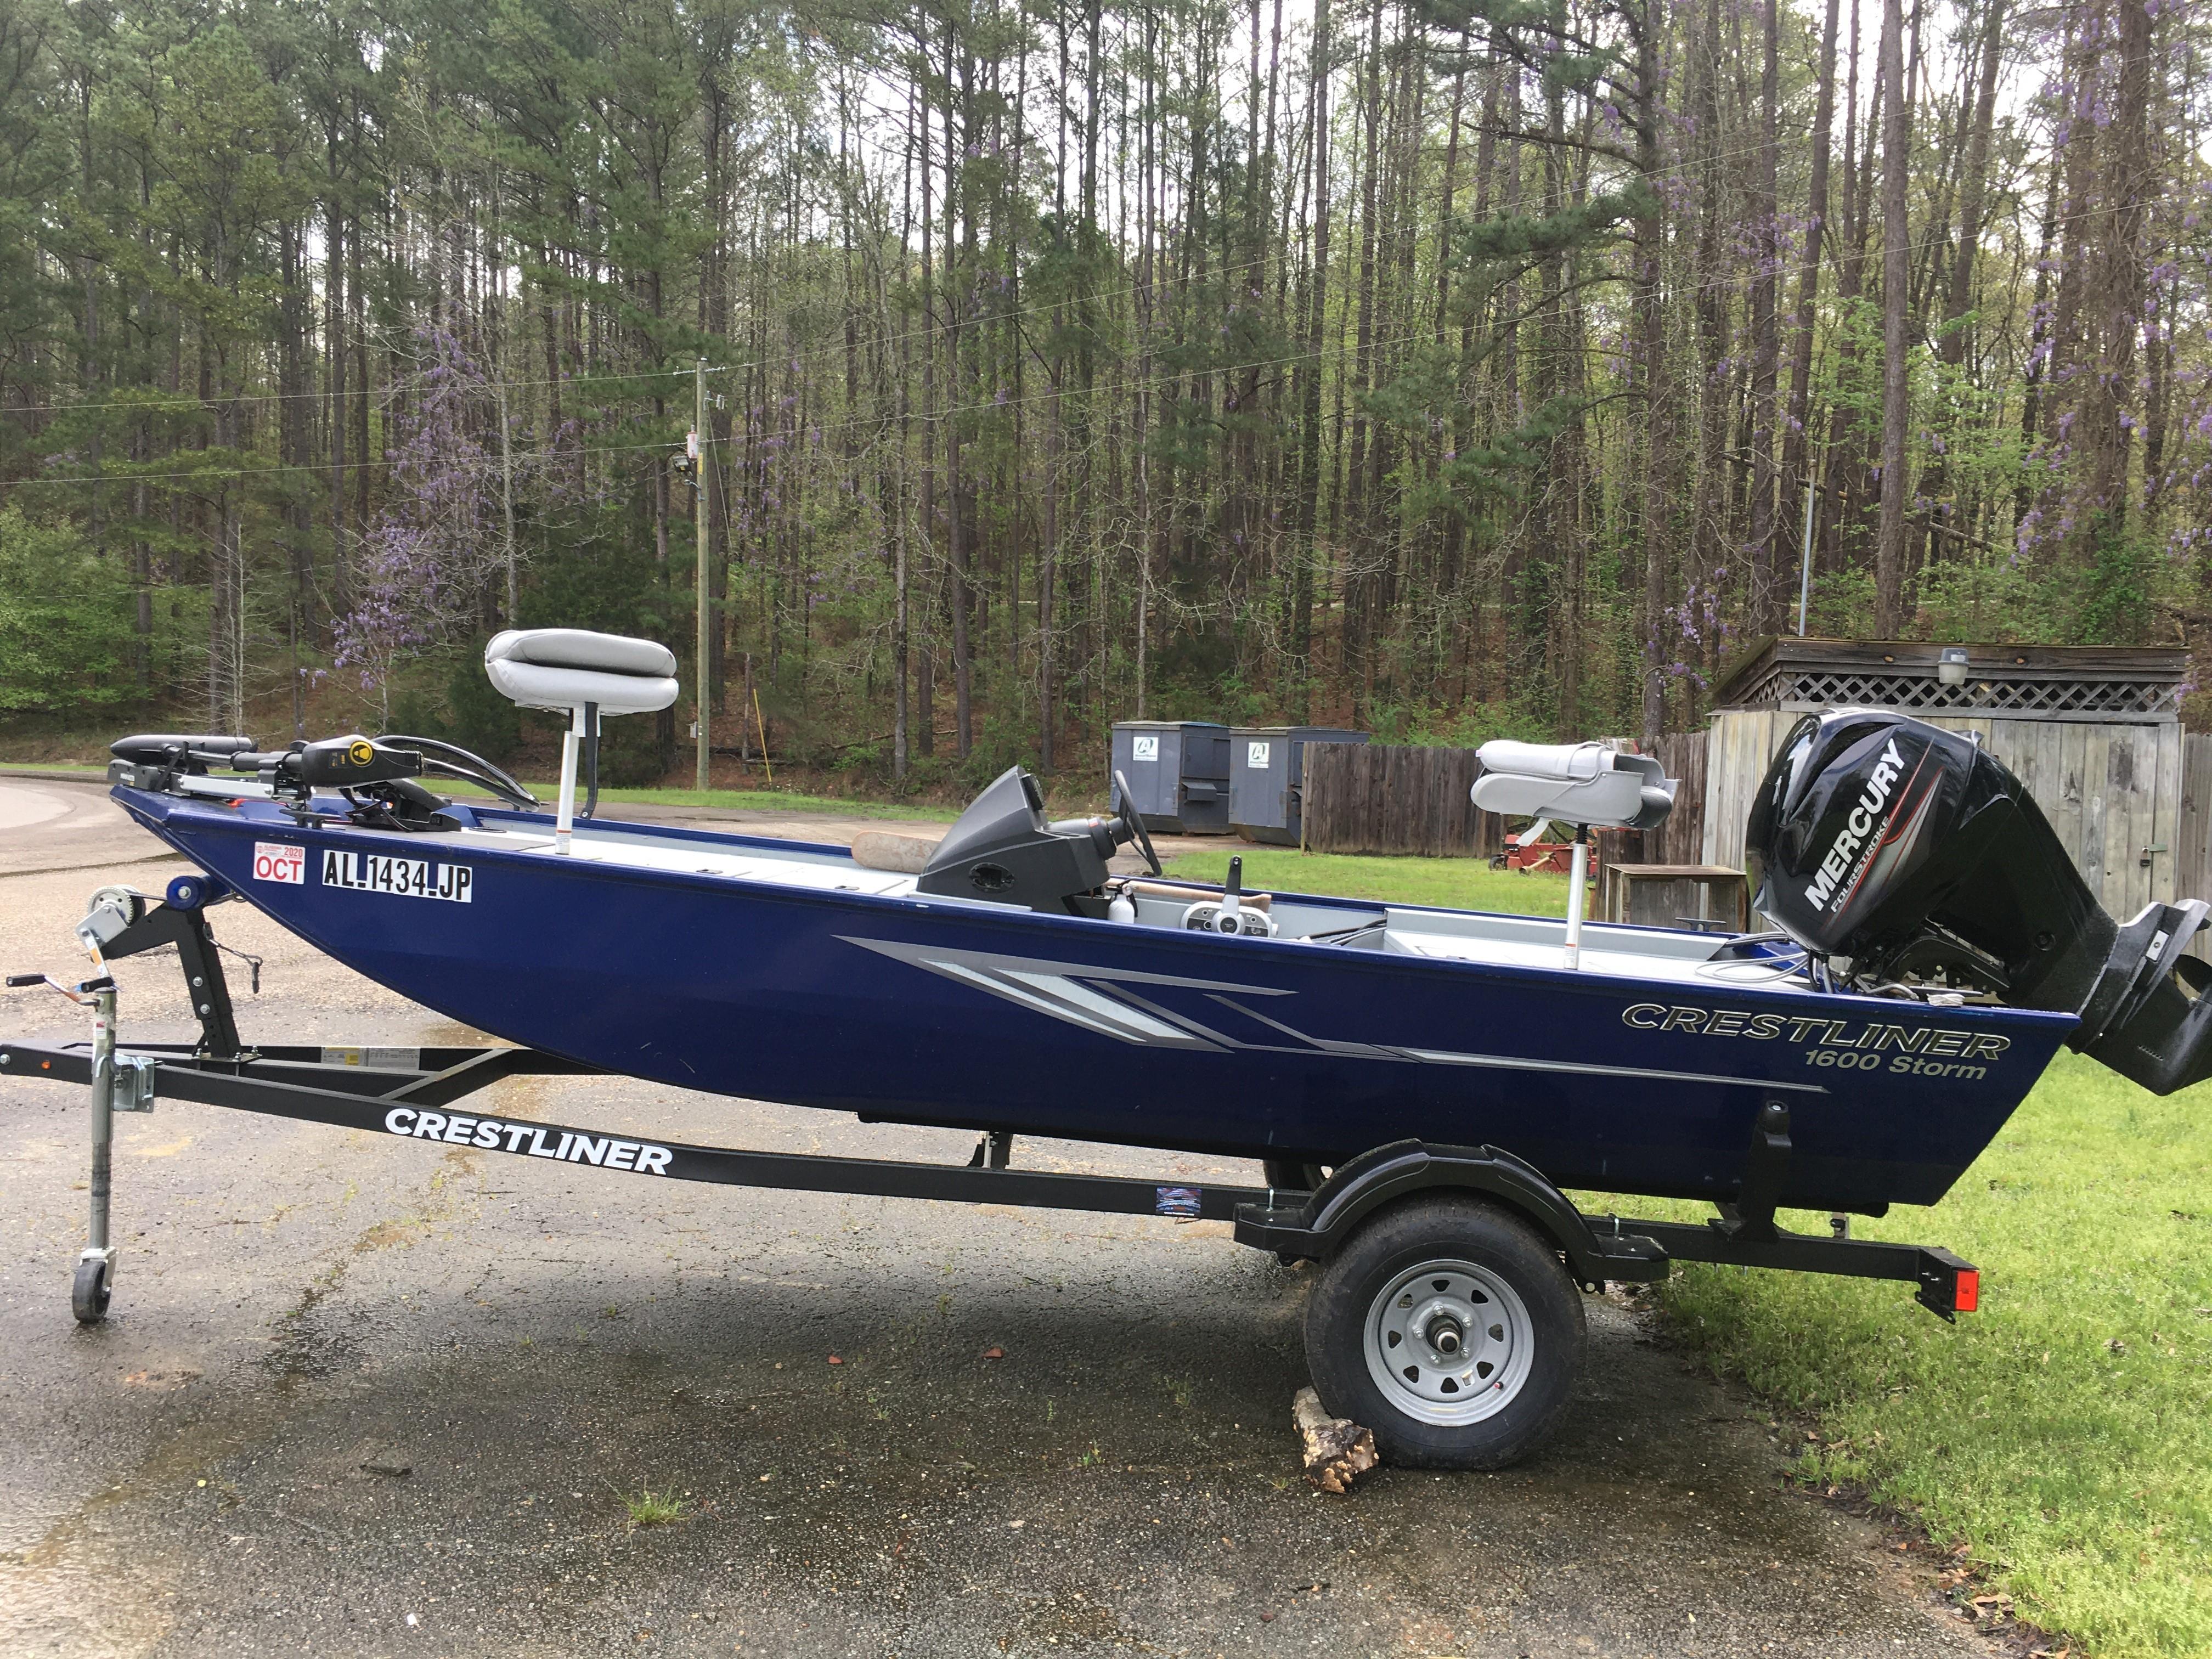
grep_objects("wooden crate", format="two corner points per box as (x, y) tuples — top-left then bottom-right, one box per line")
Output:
(1600, 864), (1750, 933)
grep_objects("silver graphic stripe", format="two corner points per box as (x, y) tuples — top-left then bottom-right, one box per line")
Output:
(1400, 1049), (1827, 1093)
(845, 934), (1828, 1093)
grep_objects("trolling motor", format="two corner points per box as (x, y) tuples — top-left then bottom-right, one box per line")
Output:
(1745, 709), (2212, 1094)
(109, 731), (539, 831)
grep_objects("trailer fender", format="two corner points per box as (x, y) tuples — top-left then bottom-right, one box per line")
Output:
(1232, 1139), (1669, 1286)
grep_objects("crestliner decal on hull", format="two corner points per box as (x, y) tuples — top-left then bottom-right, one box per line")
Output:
(1620, 1002), (2011, 1058)
(842, 936), (1830, 1092)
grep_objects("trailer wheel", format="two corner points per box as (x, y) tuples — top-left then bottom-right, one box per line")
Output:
(71, 1257), (110, 1324)
(1305, 1195), (1583, 1469)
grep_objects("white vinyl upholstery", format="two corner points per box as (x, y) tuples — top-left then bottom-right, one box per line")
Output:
(1471, 740), (1675, 831)
(484, 629), (679, 716)
(1476, 740), (1610, 783)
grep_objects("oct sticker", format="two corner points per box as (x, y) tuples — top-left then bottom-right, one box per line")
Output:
(252, 842), (306, 884)
(1131, 733), (1159, 762)
(1247, 741), (1271, 769)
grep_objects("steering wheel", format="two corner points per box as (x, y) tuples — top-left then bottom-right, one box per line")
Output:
(1112, 770), (1164, 876)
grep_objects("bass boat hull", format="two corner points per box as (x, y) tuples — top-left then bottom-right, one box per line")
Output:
(115, 785), (2072, 1215)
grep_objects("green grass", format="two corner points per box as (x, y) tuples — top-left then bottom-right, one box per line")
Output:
(617, 1487), (690, 1527)
(1173, 846), (2212, 1657)
(1645, 1053), (2212, 1658)
(1161, 845), (1573, 914)
(0, 760), (105, 775)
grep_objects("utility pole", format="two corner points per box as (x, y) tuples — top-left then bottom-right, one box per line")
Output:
(693, 357), (710, 792)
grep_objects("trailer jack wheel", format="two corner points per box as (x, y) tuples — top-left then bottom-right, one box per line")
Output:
(72, 1254), (111, 1324)
(1304, 1195), (1583, 1470)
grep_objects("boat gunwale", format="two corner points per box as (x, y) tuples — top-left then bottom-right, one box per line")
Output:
(115, 785), (2081, 1034)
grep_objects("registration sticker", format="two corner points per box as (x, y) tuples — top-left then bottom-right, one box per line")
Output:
(321, 849), (474, 903)
(252, 842), (305, 884)
(1155, 1186), (1203, 1219)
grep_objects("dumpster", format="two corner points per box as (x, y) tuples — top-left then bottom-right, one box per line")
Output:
(1229, 726), (1368, 844)
(1109, 721), (1233, 834)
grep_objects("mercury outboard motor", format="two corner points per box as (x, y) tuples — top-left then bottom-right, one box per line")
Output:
(1745, 708), (2212, 1094)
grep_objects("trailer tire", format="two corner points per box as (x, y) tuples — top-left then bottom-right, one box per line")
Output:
(1304, 1194), (1582, 1470)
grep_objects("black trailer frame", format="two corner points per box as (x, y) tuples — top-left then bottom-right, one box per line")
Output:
(5, 883), (1980, 1328)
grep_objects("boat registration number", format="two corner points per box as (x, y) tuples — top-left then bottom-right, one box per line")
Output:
(321, 849), (475, 904)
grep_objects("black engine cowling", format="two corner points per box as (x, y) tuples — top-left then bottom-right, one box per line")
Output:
(1746, 709), (2212, 1094)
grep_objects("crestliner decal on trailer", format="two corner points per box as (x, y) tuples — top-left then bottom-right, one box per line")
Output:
(381, 1106), (672, 1172)
(321, 849), (474, 903)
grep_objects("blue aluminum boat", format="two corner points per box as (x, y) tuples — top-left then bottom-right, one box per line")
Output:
(101, 716), (2080, 1220)
(108, 777), (2080, 1214)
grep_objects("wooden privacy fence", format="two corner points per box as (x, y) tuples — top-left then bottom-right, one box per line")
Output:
(1299, 726), (2212, 960)
(1301, 743), (1497, 857)
(2183, 734), (2212, 920)
(1301, 735), (1708, 864)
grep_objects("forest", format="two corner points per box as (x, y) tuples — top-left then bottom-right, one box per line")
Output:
(0, 0), (2206, 789)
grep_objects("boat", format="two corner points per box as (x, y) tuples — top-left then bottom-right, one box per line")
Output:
(15, 627), (2209, 1469)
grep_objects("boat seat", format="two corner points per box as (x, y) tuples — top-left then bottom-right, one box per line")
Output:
(484, 629), (679, 716)
(1471, 740), (1675, 831)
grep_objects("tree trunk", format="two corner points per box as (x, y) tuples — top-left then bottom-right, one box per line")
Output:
(1633, 0), (1671, 746)
(1779, 0), (1841, 601)
(1746, 0), (1781, 632)
(1872, 0), (1911, 633)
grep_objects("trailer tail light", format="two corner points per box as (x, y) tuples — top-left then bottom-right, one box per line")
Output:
(1953, 1268), (1979, 1313)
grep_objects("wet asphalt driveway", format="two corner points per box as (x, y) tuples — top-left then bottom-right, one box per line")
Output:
(0, 778), (2000, 1658)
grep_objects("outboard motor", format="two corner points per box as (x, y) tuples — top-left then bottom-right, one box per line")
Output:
(1746, 708), (2212, 1094)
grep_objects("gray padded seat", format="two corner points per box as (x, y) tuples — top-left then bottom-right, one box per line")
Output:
(484, 629), (679, 716)
(1471, 740), (1675, 831)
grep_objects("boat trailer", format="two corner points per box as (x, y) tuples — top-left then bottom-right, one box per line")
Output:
(9, 874), (1979, 1319)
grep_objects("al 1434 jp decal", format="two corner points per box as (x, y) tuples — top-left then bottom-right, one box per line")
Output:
(321, 849), (474, 903)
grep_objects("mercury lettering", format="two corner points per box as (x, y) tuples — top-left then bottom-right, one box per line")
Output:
(1803, 739), (1906, 911)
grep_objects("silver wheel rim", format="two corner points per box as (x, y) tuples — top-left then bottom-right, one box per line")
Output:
(1362, 1256), (1536, 1425)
